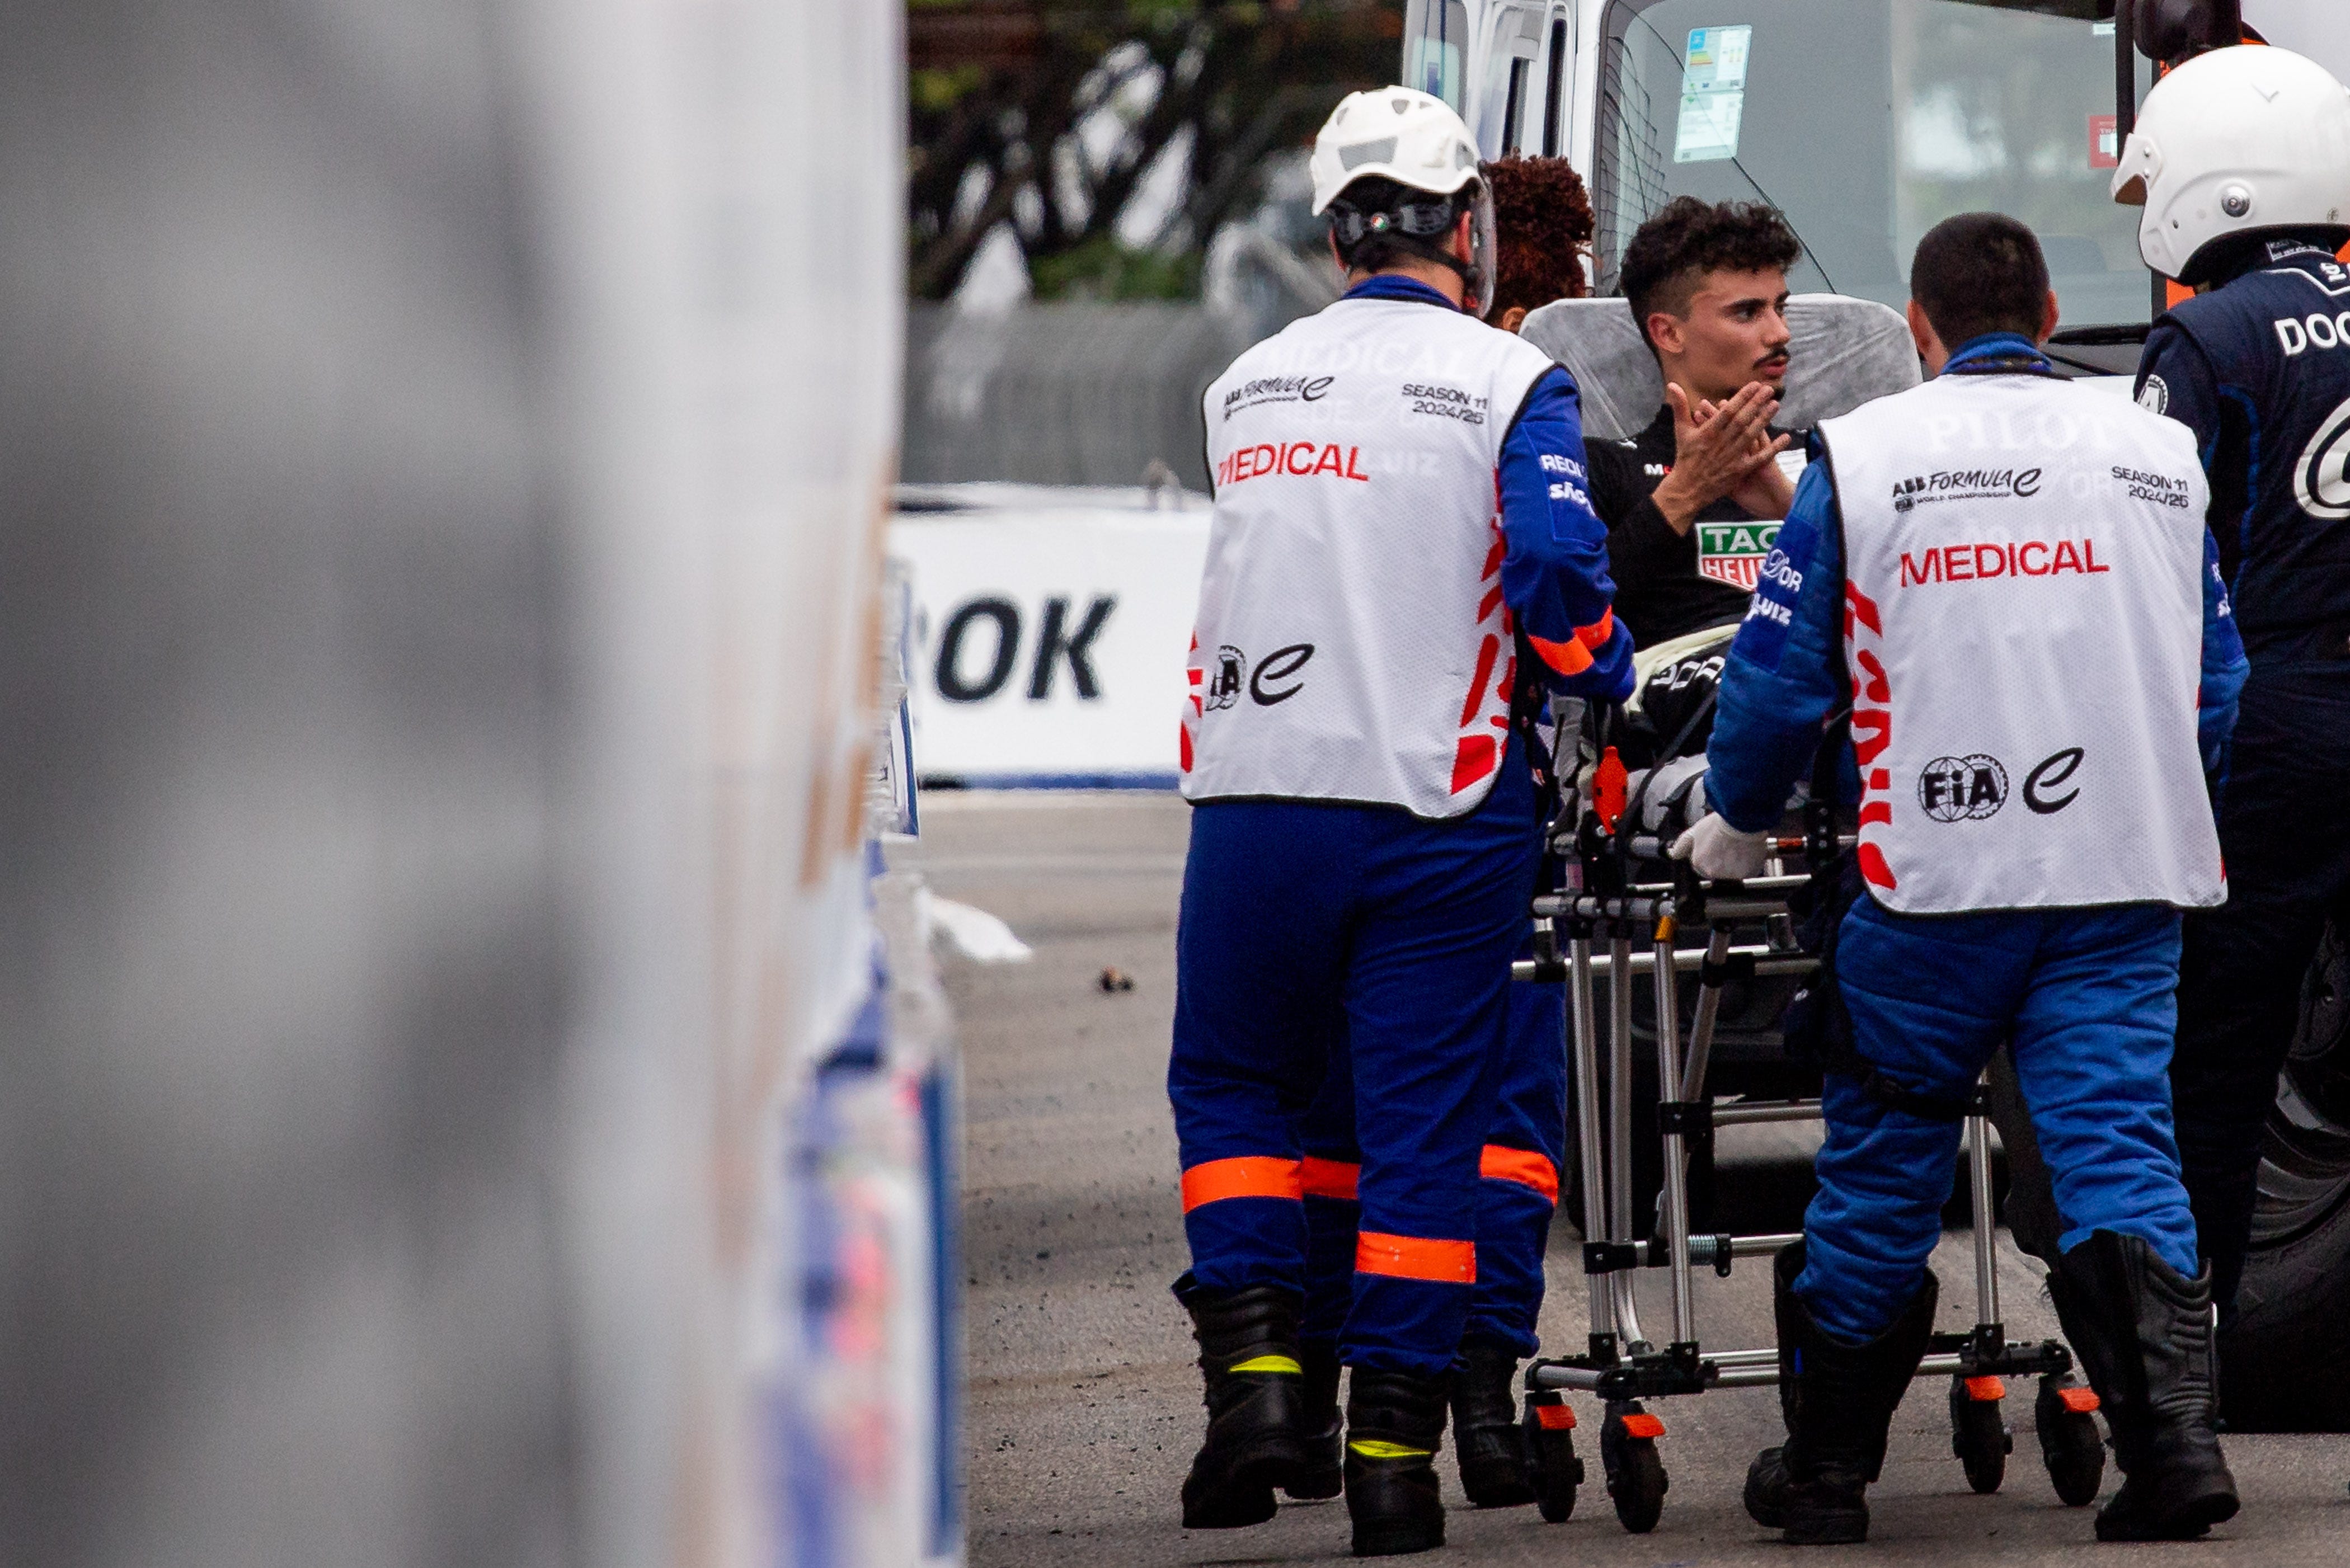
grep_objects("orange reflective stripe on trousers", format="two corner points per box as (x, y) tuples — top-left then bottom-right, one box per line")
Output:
(1180, 1156), (1302, 1212)
(1355, 1231), (1476, 1283)
(1301, 1156), (1360, 1200)
(1478, 1144), (1559, 1204)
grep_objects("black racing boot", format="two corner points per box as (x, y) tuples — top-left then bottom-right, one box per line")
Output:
(1450, 1337), (1536, 1507)
(2047, 1232), (2238, 1542)
(1344, 1367), (1452, 1556)
(1286, 1340), (1345, 1500)
(1176, 1277), (1313, 1528)
(1745, 1241), (1938, 1545)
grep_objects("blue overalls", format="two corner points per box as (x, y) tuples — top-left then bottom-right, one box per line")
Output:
(1291, 930), (1567, 1364)
(1170, 276), (1629, 1374)
(1702, 336), (2246, 1343)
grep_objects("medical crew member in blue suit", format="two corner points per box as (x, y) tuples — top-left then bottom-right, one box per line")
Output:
(1168, 90), (1633, 1559)
(1676, 214), (2246, 1545)
(2110, 45), (2350, 1329)
(1282, 154), (1600, 1517)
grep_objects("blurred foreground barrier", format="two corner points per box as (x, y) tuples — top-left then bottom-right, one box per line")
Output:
(0, 2), (948, 1565)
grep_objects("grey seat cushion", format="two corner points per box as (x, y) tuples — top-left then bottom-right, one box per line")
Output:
(1516, 294), (1921, 441)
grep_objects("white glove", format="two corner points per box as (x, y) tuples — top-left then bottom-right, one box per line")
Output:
(1670, 812), (1769, 882)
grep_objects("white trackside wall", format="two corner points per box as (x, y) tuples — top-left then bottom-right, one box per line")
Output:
(1183, 295), (1558, 817)
(1819, 373), (2224, 915)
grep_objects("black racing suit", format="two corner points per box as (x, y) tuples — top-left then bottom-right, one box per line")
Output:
(1586, 404), (1802, 649)
(2140, 238), (2350, 1319)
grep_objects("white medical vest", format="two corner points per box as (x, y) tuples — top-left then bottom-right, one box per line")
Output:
(1818, 370), (2222, 914)
(1182, 295), (1557, 817)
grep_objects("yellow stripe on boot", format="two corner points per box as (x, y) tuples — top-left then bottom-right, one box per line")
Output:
(1226, 1354), (1301, 1374)
(1348, 1440), (1434, 1460)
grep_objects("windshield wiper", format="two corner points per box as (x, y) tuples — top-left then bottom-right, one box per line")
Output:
(1626, 10), (1838, 293)
(1946, 0), (2105, 17)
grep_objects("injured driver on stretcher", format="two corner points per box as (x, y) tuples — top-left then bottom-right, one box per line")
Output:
(1545, 198), (1811, 784)
(1518, 196), (1921, 811)
(1596, 199), (1807, 743)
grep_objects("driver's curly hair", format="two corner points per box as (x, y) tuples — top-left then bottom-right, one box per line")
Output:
(1618, 197), (1801, 352)
(1482, 156), (1594, 316)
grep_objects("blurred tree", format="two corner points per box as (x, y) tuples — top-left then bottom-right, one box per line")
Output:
(906, 0), (1403, 299)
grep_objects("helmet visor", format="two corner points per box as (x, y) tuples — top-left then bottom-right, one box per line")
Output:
(1464, 178), (1497, 319)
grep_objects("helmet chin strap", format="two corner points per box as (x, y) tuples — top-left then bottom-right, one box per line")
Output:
(1412, 244), (1488, 313)
(1360, 229), (1482, 307)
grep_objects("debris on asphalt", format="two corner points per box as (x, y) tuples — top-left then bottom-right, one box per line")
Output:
(920, 886), (1034, 963)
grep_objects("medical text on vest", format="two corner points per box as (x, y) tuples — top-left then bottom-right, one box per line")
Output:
(1215, 441), (1370, 488)
(1897, 538), (2109, 587)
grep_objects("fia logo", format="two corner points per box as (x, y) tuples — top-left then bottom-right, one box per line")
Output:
(1206, 646), (1244, 710)
(1918, 754), (2007, 822)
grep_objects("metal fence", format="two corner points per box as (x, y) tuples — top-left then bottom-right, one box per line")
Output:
(902, 300), (1260, 492)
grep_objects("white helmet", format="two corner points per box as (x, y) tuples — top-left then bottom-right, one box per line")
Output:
(1310, 87), (1498, 317)
(2111, 44), (2350, 284)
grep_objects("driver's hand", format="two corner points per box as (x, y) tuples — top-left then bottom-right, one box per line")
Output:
(1706, 404), (1797, 521)
(1670, 813), (1770, 881)
(1652, 382), (1789, 533)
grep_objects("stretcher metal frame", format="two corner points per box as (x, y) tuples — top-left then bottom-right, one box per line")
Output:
(1503, 845), (2107, 1532)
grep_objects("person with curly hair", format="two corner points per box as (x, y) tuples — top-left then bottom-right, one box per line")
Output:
(1481, 154), (1594, 331)
(1592, 197), (1806, 652)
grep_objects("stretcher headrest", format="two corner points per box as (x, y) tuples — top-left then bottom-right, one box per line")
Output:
(1516, 294), (1921, 442)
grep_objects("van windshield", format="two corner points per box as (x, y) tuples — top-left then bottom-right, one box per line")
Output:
(1594, 0), (2155, 329)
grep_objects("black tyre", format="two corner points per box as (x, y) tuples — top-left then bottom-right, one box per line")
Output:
(2034, 1374), (2105, 1508)
(1523, 1392), (1583, 1524)
(2222, 919), (2350, 1432)
(1601, 1401), (1668, 1534)
(1947, 1377), (2010, 1495)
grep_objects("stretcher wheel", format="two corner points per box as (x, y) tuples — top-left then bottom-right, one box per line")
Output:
(1600, 1401), (1668, 1533)
(1948, 1376), (2011, 1495)
(1522, 1391), (1583, 1523)
(2034, 1374), (2106, 1507)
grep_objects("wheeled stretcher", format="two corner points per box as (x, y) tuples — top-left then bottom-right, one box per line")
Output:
(1499, 750), (2109, 1534)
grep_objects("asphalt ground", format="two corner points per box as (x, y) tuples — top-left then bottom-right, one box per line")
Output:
(893, 790), (2350, 1568)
